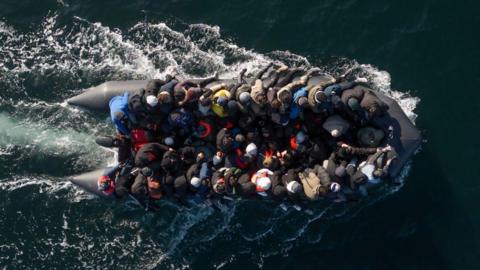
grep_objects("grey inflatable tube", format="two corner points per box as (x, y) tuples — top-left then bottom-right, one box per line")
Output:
(67, 76), (421, 198)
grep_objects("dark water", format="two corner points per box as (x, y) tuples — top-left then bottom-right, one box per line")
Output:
(0, 0), (479, 269)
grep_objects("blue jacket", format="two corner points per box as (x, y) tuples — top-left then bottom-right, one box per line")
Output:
(289, 87), (308, 119)
(109, 92), (131, 135)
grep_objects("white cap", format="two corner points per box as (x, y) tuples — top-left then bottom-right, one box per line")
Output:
(286, 181), (302, 194)
(164, 137), (174, 146)
(246, 143), (258, 156)
(256, 177), (271, 192)
(190, 177), (201, 188)
(213, 154), (222, 165)
(330, 182), (341, 192)
(146, 95), (158, 107)
(296, 131), (306, 144)
(331, 129), (340, 138)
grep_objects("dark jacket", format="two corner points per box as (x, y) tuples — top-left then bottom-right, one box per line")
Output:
(135, 143), (170, 169)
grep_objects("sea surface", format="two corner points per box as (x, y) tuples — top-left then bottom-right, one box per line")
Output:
(0, 0), (479, 269)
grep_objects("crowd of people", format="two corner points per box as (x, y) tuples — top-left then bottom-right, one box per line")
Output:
(97, 63), (398, 207)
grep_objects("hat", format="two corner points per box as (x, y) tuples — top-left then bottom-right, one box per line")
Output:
(347, 97), (361, 111)
(164, 137), (174, 146)
(190, 176), (201, 188)
(141, 167), (154, 177)
(324, 84), (339, 97)
(357, 127), (385, 147)
(330, 182), (341, 192)
(256, 176), (272, 196)
(216, 96), (228, 107)
(239, 92), (251, 104)
(246, 143), (258, 156)
(286, 181), (302, 194)
(295, 131), (307, 144)
(157, 91), (172, 104)
(187, 87), (202, 100)
(335, 166), (346, 177)
(314, 91), (327, 103)
(297, 96), (309, 108)
(213, 154), (222, 165)
(227, 100), (238, 112)
(235, 134), (245, 143)
(146, 95), (158, 107)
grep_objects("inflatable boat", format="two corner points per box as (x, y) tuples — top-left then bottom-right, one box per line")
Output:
(67, 73), (422, 201)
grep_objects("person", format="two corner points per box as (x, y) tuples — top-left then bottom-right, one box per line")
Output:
(289, 86), (309, 120)
(130, 167), (164, 201)
(340, 85), (369, 125)
(173, 73), (218, 107)
(134, 142), (172, 172)
(360, 90), (389, 120)
(323, 78), (368, 97)
(97, 166), (120, 196)
(350, 146), (398, 194)
(276, 68), (320, 110)
(128, 88), (165, 130)
(251, 168), (274, 197)
(109, 92), (133, 136)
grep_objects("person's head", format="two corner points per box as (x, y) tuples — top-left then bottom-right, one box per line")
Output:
(256, 176), (272, 196)
(213, 178), (226, 194)
(295, 131), (307, 144)
(141, 167), (154, 178)
(270, 98), (281, 109)
(146, 95), (159, 107)
(216, 96), (228, 107)
(335, 166), (346, 178)
(315, 185), (328, 197)
(164, 136), (174, 146)
(145, 79), (162, 94)
(368, 105), (380, 116)
(297, 96), (309, 108)
(239, 92), (251, 105)
(227, 100), (238, 113)
(347, 97), (361, 111)
(157, 91), (172, 104)
(261, 126), (271, 138)
(222, 136), (233, 149)
(278, 91), (292, 105)
(314, 91), (327, 103)
(212, 154), (222, 166)
(186, 87), (202, 101)
(330, 182), (341, 193)
(190, 176), (202, 188)
(235, 133), (246, 144)
(331, 129), (341, 138)
(256, 93), (267, 105)
(246, 142), (258, 156)
(199, 97), (212, 107)
(286, 181), (302, 195)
